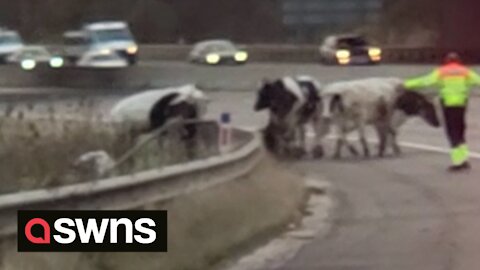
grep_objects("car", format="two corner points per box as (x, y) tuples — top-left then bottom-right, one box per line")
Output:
(319, 34), (382, 65)
(76, 49), (128, 69)
(6, 46), (64, 70)
(62, 30), (88, 64)
(62, 21), (138, 66)
(188, 40), (248, 65)
(0, 29), (24, 63)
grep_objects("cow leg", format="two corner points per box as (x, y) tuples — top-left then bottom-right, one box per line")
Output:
(297, 125), (306, 150)
(282, 135), (292, 158)
(289, 127), (306, 159)
(278, 128), (294, 158)
(334, 126), (354, 159)
(342, 128), (359, 157)
(356, 121), (370, 158)
(311, 119), (326, 159)
(375, 124), (388, 157)
(333, 136), (344, 159)
(389, 127), (402, 156)
(346, 141), (360, 157)
(299, 126), (308, 157)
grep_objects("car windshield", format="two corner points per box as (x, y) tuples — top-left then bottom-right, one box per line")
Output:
(337, 37), (368, 48)
(19, 49), (49, 58)
(64, 37), (86, 45)
(92, 28), (133, 43)
(0, 34), (21, 44)
(207, 42), (236, 53)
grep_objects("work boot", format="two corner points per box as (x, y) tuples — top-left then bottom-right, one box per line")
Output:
(448, 162), (471, 172)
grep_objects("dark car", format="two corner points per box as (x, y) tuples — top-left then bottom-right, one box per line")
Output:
(188, 40), (248, 65)
(319, 34), (382, 65)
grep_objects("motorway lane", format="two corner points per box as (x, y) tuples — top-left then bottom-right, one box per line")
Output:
(209, 89), (480, 270)
(278, 151), (480, 270)
(0, 61), (441, 91)
(137, 61), (442, 91)
(212, 89), (480, 270)
(211, 90), (480, 269)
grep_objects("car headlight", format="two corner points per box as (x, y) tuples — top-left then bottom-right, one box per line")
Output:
(206, 53), (221, 64)
(368, 47), (382, 57)
(127, 45), (138, 54)
(21, 59), (36, 70)
(100, 48), (111, 55)
(49, 57), (64, 68)
(336, 50), (351, 59)
(234, 51), (248, 62)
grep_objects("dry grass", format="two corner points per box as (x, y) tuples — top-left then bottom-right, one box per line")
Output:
(0, 116), (136, 194)
(0, 156), (305, 270)
(0, 101), (218, 194)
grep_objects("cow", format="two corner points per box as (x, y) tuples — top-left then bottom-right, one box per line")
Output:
(110, 84), (209, 156)
(254, 76), (325, 158)
(320, 77), (440, 158)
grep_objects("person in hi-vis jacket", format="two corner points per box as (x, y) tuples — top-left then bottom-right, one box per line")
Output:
(404, 52), (480, 171)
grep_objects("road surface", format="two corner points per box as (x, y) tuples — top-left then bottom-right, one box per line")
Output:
(212, 89), (480, 270)
(2, 62), (480, 270)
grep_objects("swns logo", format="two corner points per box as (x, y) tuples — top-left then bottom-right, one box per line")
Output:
(18, 210), (167, 252)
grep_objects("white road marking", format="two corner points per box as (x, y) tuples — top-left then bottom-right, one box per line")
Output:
(252, 128), (480, 160)
(398, 141), (480, 159)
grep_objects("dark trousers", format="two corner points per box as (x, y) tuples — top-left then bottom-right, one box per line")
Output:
(442, 105), (467, 148)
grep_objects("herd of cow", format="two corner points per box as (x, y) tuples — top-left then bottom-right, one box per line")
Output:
(255, 76), (440, 159)
(108, 76), (441, 163)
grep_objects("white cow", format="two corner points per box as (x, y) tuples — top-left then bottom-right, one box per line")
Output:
(320, 77), (440, 158)
(110, 84), (208, 130)
(110, 84), (209, 158)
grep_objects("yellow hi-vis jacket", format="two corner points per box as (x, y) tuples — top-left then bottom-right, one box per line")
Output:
(404, 63), (480, 107)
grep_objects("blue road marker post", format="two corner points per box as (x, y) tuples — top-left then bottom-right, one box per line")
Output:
(219, 112), (232, 154)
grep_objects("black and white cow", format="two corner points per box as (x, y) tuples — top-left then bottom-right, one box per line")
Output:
(110, 84), (209, 142)
(321, 78), (440, 158)
(254, 76), (325, 158)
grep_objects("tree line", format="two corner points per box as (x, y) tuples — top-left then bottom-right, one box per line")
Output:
(3, 0), (474, 48)
(0, 0), (285, 43)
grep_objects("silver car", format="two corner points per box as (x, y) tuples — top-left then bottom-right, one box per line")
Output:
(6, 46), (64, 70)
(188, 40), (248, 65)
(0, 30), (24, 63)
(319, 34), (382, 65)
(62, 21), (138, 66)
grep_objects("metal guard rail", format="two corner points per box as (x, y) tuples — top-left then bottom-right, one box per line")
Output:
(0, 127), (263, 237)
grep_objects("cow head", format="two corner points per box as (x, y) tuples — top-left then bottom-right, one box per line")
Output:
(254, 80), (274, 111)
(254, 79), (297, 120)
(149, 86), (208, 140)
(395, 91), (440, 127)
